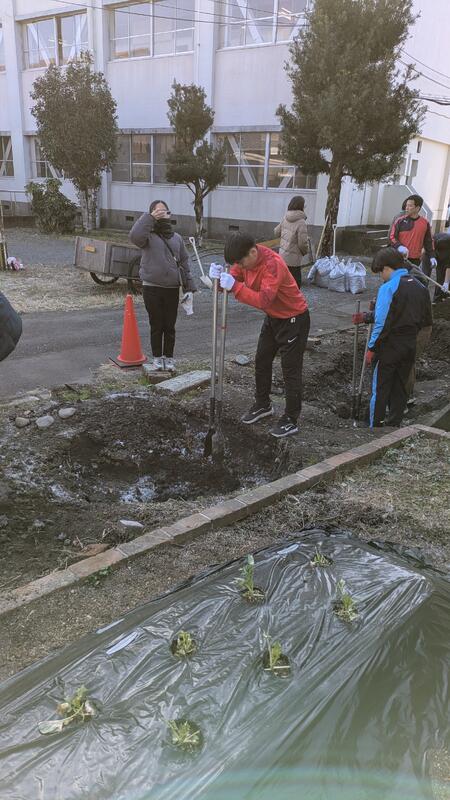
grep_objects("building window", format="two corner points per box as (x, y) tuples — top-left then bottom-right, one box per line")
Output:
(23, 13), (88, 69)
(0, 23), (5, 71)
(110, 1), (194, 60)
(218, 0), (308, 48)
(0, 136), (14, 177)
(267, 132), (316, 189)
(417, 140), (422, 154)
(29, 138), (61, 179)
(215, 131), (317, 190)
(111, 133), (175, 183)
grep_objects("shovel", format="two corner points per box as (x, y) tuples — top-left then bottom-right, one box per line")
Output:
(188, 237), (213, 289)
(203, 277), (219, 458)
(406, 260), (450, 295)
(351, 300), (361, 420)
(354, 323), (373, 423)
(210, 269), (229, 461)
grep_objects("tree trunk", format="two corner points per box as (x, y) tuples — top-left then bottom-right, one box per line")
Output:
(319, 160), (344, 258)
(193, 188), (204, 246)
(78, 188), (98, 232)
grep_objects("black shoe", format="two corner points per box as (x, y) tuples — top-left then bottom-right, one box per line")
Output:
(241, 403), (273, 424)
(270, 415), (299, 438)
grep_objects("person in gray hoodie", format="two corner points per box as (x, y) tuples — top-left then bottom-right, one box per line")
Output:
(129, 200), (196, 372)
(274, 196), (309, 288)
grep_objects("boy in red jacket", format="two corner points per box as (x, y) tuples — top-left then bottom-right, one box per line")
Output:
(209, 232), (310, 438)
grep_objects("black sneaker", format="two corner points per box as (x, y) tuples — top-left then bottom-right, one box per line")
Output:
(241, 403), (274, 424)
(270, 415), (299, 438)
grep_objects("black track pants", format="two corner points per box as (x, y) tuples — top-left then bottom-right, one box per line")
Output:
(370, 341), (415, 427)
(255, 310), (310, 421)
(142, 286), (179, 357)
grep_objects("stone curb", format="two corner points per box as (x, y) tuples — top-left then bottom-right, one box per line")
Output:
(0, 424), (447, 617)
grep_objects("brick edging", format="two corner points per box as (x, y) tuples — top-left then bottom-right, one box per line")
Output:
(0, 424), (447, 617)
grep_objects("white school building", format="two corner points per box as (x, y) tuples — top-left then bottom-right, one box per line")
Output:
(0, 0), (449, 239)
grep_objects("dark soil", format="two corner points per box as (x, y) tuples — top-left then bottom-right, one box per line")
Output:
(1, 320), (449, 593)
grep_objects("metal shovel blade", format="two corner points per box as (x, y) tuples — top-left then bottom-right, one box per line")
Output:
(189, 236), (213, 289)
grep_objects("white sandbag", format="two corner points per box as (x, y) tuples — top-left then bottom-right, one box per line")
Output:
(345, 261), (366, 294)
(308, 256), (336, 288)
(328, 261), (347, 293)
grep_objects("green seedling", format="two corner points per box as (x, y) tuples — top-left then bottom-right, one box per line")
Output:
(334, 579), (359, 622)
(172, 631), (196, 657)
(311, 548), (333, 567)
(87, 566), (112, 587)
(167, 719), (202, 752)
(263, 632), (290, 676)
(236, 554), (265, 602)
(38, 686), (95, 735)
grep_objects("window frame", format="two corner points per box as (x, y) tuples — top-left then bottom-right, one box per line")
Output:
(0, 22), (6, 71)
(215, 131), (317, 191)
(0, 136), (14, 178)
(22, 12), (88, 71)
(218, 0), (310, 50)
(29, 137), (62, 180)
(111, 132), (176, 185)
(110, 1), (195, 61)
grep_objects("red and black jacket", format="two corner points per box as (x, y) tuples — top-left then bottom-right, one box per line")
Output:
(389, 214), (435, 260)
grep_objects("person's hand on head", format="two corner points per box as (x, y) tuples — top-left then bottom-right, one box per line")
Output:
(151, 207), (168, 220)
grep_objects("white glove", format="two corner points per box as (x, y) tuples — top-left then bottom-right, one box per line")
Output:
(220, 272), (235, 291)
(430, 258), (437, 268)
(398, 245), (409, 258)
(442, 281), (449, 293)
(180, 291), (194, 315)
(209, 263), (223, 280)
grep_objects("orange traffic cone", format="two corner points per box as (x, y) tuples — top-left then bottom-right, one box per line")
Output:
(110, 294), (147, 368)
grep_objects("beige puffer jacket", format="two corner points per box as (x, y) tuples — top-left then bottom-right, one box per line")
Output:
(274, 210), (309, 267)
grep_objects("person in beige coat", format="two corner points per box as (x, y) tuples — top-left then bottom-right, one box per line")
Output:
(274, 196), (309, 287)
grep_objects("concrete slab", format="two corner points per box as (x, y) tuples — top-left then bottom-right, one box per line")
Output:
(154, 370), (211, 395)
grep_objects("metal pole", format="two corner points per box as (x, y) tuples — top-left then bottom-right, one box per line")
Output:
(351, 300), (361, 419)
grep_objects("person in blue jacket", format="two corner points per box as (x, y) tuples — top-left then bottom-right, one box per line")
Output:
(352, 247), (432, 428)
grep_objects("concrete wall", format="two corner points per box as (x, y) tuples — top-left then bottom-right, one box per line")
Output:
(0, 0), (449, 235)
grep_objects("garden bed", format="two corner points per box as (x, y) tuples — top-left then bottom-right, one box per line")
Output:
(0, 529), (448, 800)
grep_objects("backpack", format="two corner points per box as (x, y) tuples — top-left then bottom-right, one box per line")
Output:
(0, 291), (22, 362)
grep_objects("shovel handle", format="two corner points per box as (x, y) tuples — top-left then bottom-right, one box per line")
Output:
(216, 268), (229, 406)
(210, 278), (219, 402)
(188, 237), (208, 279)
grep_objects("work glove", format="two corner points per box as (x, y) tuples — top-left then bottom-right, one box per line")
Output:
(398, 245), (409, 258)
(442, 281), (449, 293)
(430, 258), (437, 268)
(180, 291), (194, 316)
(352, 312), (373, 325)
(365, 350), (375, 367)
(209, 263), (223, 280)
(220, 272), (235, 292)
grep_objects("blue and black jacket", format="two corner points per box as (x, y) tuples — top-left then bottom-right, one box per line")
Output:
(368, 268), (432, 355)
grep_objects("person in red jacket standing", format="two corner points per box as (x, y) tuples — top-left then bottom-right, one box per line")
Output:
(389, 194), (437, 270)
(209, 232), (310, 438)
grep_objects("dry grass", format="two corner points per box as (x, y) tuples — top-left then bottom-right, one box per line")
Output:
(0, 263), (130, 313)
(231, 436), (450, 570)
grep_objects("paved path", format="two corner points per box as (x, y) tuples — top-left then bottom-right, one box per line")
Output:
(1, 229), (379, 400)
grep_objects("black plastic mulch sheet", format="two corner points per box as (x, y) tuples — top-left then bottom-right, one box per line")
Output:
(0, 530), (448, 800)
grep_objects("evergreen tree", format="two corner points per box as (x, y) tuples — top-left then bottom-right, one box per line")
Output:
(31, 53), (118, 231)
(277, 0), (424, 255)
(166, 82), (225, 244)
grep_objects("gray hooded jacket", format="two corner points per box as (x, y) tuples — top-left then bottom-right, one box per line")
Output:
(129, 213), (196, 292)
(274, 210), (309, 267)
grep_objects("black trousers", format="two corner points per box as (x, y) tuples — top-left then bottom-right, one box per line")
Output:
(435, 257), (449, 302)
(142, 286), (179, 357)
(255, 310), (310, 421)
(370, 338), (416, 427)
(288, 265), (302, 288)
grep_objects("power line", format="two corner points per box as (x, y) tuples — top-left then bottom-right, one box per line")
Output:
(427, 109), (450, 121)
(400, 59), (450, 92)
(50, 0), (307, 26)
(419, 94), (450, 107)
(401, 48), (450, 82)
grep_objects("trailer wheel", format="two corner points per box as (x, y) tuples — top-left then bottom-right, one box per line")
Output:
(127, 256), (142, 294)
(90, 272), (120, 286)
